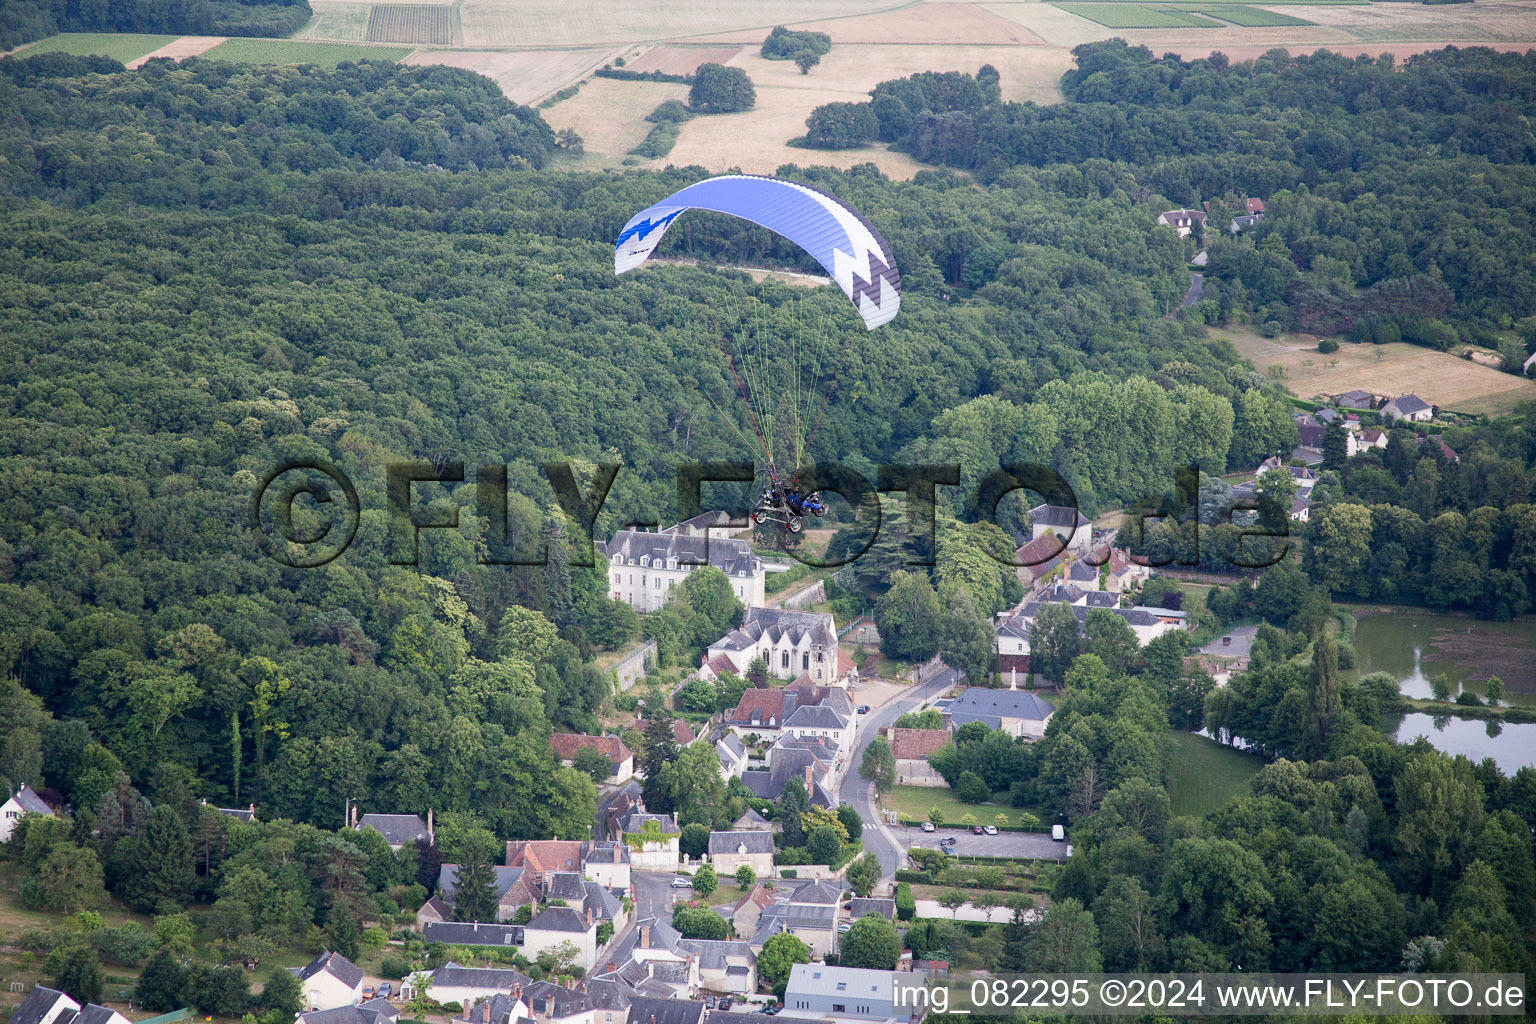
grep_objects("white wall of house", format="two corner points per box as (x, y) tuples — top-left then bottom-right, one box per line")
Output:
(609, 560), (765, 613)
(521, 925), (598, 971)
(304, 971), (363, 1011)
(584, 859), (630, 892)
(894, 759), (947, 787)
(627, 836), (680, 871)
(711, 850), (775, 878)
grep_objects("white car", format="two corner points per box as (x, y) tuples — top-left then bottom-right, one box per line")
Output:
(984, 825), (998, 835)
(671, 876), (693, 888)
(921, 821), (935, 833)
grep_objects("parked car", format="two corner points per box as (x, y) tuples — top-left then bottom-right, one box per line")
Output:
(838, 922), (853, 933)
(705, 997), (717, 1009)
(921, 821), (935, 832)
(972, 825), (984, 835)
(857, 705), (871, 714)
(940, 835), (957, 847)
(378, 984), (392, 1000)
(1052, 824), (1067, 841)
(763, 1006), (782, 1015)
(362, 987), (375, 1001)
(720, 999), (733, 1011)
(984, 825), (998, 835)
(672, 875), (693, 887)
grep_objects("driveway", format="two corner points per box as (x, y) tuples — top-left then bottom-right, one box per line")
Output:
(603, 870), (681, 967)
(837, 667), (963, 882)
(896, 827), (1068, 861)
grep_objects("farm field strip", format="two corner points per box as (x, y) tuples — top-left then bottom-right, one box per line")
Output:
(367, 4), (453, 44)
(126, 35), (227, 66)
(298, 3), (373, 39)
(1295, 0), (1536, 39)
(1173, 4), (1316, 25)
(624, 45), (742, 74)
(1055, 4), (1224, 27)
(457, 0), (905, 48)
(14, 32), (179, 62)
(399, 46), (611, 103)
(199, 38), (415, 64)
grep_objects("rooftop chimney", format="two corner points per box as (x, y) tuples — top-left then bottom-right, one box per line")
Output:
(587, 906), (594, 926)
(804, 764), (813, 789)
(351, 804), (358, 828)
(640, 923), (651, 948)
(428, 807), (435, 841)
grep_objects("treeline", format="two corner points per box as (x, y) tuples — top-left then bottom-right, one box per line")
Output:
(0, 0), (311, 47)
(801, 44), (1536, 326)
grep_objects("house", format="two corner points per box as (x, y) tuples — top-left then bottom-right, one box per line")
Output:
(417, 895), (451, 928)
(847, 898), (896, 922)
(723, 680), (850, 742)
(1156, 209), (1207, 237)
(1383, 394), (1434, 423)
(550, 735), (634, 784)
(780, 702), (852, 755)
(1, 784), (54, 843)
(705, 609), (843, 685)
(298, 999), (400, 1024)
(423, 921), (524, 948)
(708, 831), (775, 878)
(750, 902), (840, 959)
(1353, 428), (1386, 454)
(522, 905), (599, 972)
(715, 733), (749, 778)
(624, 997), (705, 1024)
(784, 964), (914, 1020)
(726, 884), (777, 938)
(522, 978), (631, 1024)
(1290, 495), (1311, 522)
(604, 514), (764, 612)
(883, 727), (952, 787)
(581, 841), (632, 891)
(1198, 625), (1258, 682)
(355, 812), (432, 851)
(438, 863), (539, 923)
(741, 752), (835, 807)
(294, 950), (366, 1011)
(1027, 504), (1091, 556)
(945, 687), (1055, 740)
(1334, 389), (1374, 410)
(505, 839), (631, 895)
(619, 812), (681, 871)
(452, 993), (521, 1024)
(1230, 213), (1264, 233)
(404, 964), (531, 1008)
(1293, 413), (1324, 448)
(1012, 533), (1071, 591)
(6, 989), (138, 1024)
(676, 939), (757, 995)
(732, 807), (775, 832)
(1189, 249), (1208, 267)
(1315, 407), (1338, 426)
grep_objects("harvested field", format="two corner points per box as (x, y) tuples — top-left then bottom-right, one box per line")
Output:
(1177, 4), (1315, 26)
(126, 35), (227, 67)
(458, 0), (901, 47)
(14, 32), (178, 62)
(298, 3), (372, 39)
(541, 77), (691, 165)
(681, 3), (1047, 44)
(1057, 4), (1222, 27)
(1297, 1), (1536, 40)
(402, 47), (610, 103)
(625, 45), (742, 74)
(1220, 328), (1536, 418)
(366, 4), (452, 44)
(981, 3), (1116, 45)
(198, 38), (415, 64)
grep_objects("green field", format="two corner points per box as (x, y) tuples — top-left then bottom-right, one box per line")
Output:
(1175, 4), (1316, 25)
(1055, 4), (1222, 27)
(1166, 731), (1263, 818)
(299, 2), (373, 39)
(15, 32), (178, 62)
(198, 38), (414, 65)
(366, 3), (452, 44)
(882, 785), (1033, 827)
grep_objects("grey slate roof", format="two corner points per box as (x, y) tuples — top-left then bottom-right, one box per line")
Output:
(356, 813), (430, 847)
(545, 870), (589, 902)
(786, 964), (894, 1000)
(71, 1007), (120, 1024)
(9, 785), (53, 816)
(585, 880), (622, 922)
(604, 527), (760, 578)
(781, 705), (847, 731)
(750, 903), (838, 946)
(8, 988), (74, 1024)
(709, 830), (776, 856)
(625, 997), (706, 1024)
(709, 1015), (825, 1024)
(712, 608), (835, 653)
(1030, 503), (1089, 531)
(718, 733), (746, 759)
(423, 921), (523, 946)
(298, 950), (365, 990)
(432, 963), (533, 992)
(622, 811), (680, 835)
(299, 1005), (395, 1024)
(848, 897), (896, 921)
(438, 864), (526, 903)
(1084, 591), (1118, 609)
(733, 808), (773, 830)
(675, 938), (754, 971)
(457, 993), (515, 1024)
(787, 880), (845, 905)
(1388, 394), (1432, 415)
(948, 688), (1056, 722)
(527, 905), (588, 933)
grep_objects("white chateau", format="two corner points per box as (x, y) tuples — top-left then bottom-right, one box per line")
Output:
(603, 511), (765, 612)
(703, 607), (841, 683)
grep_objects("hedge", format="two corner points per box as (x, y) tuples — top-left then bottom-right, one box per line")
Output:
(894, 869), (932, 884)
(596, 67), (692, 84)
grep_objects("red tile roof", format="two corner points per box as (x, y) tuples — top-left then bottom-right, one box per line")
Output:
(704, 653), (739, 677)
(836, 649), (856, 677)
(550, 733), (632, 764)
(728, 689), (788, 726)
(1015, 534), (1068, 570)
(506, 839), (585, 873)
(889, 728), (952, 760)
(635, 719), (696, 745)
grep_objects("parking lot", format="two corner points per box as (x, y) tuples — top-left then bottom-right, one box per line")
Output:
(893, 826), (1068, 861)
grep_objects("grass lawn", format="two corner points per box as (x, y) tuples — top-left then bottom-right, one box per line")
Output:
(881, 786), (1029, 827)
(1165, 730), (1263, 817)
(1054, 4), (1222, 27)
(198, 38), (414, 65)
(15, 32), (179, 62)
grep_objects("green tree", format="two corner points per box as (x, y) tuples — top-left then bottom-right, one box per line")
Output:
(451, 833), (501, 923)
(680, 822), (711, 859)
(691, 863), (718, 898)
(29, 843), (108, 914)
(125, 805), (195, 914)
(806, 824), (842, 865)
(736, 864), (756, 889)
(804, 102), (878, 148)
(859, 736), (896, 794)
(1485, 675), (1504, 704)
(151, 912), (196, 955)
(1093, 875), (1163, 971)
(937, 889), (968, 918)
(496, 604), (562, 663)
(841, 913), (901, 969)
(257, 964), (303, 1016)
(1322, 419), (1349, 471)
(758, 932), (811, 995)
(794, 51), (820, 74)
(846, 853), (879, 897)
(135, 950), (187, 1012)
(1029, 602), (1082, 685)
(955, 770), (989, 804)
(875, 571), (942, 662)
(48, 943), (103, 1004)
(673, 904), (731, 940)
(1302, 629), (1342, 759)
(1393, 751), (1485, 896)
(689, 63), (756, 113)
(1025, 898), (1103, 972)
(938, 586), (997, 687)
(572, 744), (613, 783)
(779, 777), (810, 848)
(836, 803), (863, 843)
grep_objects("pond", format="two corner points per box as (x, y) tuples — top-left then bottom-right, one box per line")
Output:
(1347, 611), (1536, 708)
(1388, 712), (1536, 775)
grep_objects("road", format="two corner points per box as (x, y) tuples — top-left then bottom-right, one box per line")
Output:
(838, 666), (961, 883)
(603, 870), (681, 968)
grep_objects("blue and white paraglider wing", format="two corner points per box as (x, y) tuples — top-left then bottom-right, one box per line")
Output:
(613, 174), (901, 330)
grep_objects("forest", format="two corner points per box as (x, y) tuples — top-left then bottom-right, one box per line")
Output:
(0, 42), (1534, 989)
(0, 0), (311, 50)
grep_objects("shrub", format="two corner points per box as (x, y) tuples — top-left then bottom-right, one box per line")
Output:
(614, 693), (638, 712)
(893, 869), (932, 885)
(955, 770), (989, 804)
(803, 101), (878, 149)
(646, 99), (694, 123)
(1455, 690), (1483, 706)
(1318, 338), (1339, 353)
(895, 882), (916, 921)
(1259, 320), (1284, 338)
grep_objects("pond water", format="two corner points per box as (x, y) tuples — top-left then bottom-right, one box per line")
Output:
(1388, 712), (1536, 774)
(1347, 611), (1536, 708)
